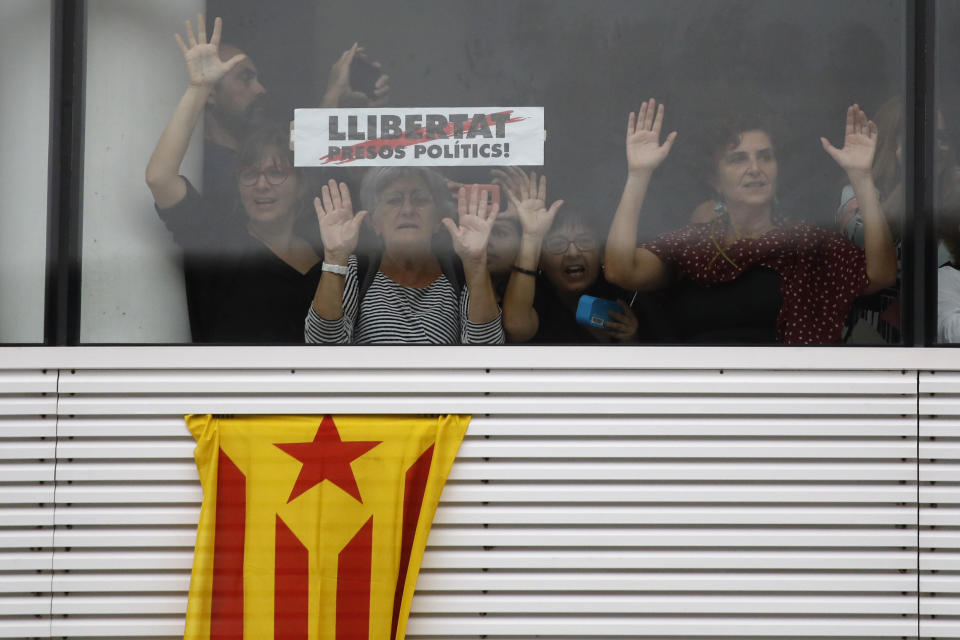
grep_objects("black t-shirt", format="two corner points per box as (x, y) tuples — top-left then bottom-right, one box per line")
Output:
(531, 277), (635, 344)
(660, 266), (783, 344)
(157, 179), (322, 343)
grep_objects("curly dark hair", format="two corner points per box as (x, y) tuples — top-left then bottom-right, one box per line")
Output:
(688, 111), (778, 194)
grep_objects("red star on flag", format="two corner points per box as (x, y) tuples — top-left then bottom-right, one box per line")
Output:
(275, 415), (381, 503)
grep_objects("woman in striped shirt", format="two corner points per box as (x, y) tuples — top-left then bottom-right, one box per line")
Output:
(305, 167), (504, 344)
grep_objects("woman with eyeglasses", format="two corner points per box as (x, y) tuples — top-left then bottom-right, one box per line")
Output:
(501, 169), (640, 344)
(304, 167), (504, 344)
(145, 15), (323, 343)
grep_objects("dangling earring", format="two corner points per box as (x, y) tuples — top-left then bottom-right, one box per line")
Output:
(714, 195), (726, 214)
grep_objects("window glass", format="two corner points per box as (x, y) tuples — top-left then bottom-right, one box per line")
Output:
(935, 0), (960, 344)
(0, 0), (50, 344)
(81, 0), (907, 345)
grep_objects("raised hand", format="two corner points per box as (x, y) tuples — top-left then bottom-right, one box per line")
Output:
(314, 180), (367, 262)
(821, 104), (878, 178)
(443, 185), (498, 265)
(174, 14), (245, 88)
(322, 43), (391, 108)
(625, 98), (677, 176)
(495, 167), (563, 239)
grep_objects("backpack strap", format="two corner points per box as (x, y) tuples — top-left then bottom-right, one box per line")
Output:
(356, 252), (382, 307)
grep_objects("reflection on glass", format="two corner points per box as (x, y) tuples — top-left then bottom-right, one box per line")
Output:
(0, 0), (50, 343)
(80, 0), (908, 344)
(936, 0), (960, 344)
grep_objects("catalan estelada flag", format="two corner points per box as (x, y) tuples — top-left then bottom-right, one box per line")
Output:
(183, 414), (468, 640)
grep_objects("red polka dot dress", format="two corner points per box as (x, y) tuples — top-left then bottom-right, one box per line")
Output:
(643, 220), (868, 344)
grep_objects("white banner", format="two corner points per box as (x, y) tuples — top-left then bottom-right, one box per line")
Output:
(293, 107), (544, 167)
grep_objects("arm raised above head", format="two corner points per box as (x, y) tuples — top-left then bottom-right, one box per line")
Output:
(604, 99), (676, 291)
(821, 104), (897, 294)
(145, 14), (247, 210)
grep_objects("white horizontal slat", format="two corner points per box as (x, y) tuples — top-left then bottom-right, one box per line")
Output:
(921, 398), (960, 416)
(48, 569), (916, 594)
(49, 504), (916, 527)
(52, 594), (187, 615)
(55, 437), (917, 461)
(0, 618), (52, 638)
(58, 368), (916, 395)
(920, 462), (960, 482)
(0, 528), (54, 550)
(56, 440), (194, 459)
(0, 551), (53, 572)
(440, 481), (919, 503)
(57, 414), (921, 439)
(920, 508), (960, 526)
(402, 615), (918, 636)
(0, 441), (56, 460)
(0, 460), (54, 481)
(58, 417), (190, 438)
(55, 506), (199, 526)
(921, 574), (960, 592)
(0, 397), (56, 415)
(921, 418), (960, 437)
(0, 574), (54, 593)
(41, 615), (921, 638)
(921, 441), (960, 460)
(921, 530), (960, 548)
(430, 505), (916, 526)
(52, 527), (197, 548)
(456, 439), (916, 459)
(53, 550), (195, 571)
(421, 548), (916, 570)
(408, 593), (919, 615)
(921, 485), (960, 504)
(53, 549), (914, 573)
(0, 370), (57, 394)
(46, 592), (921, 617)
(920, 619), (960, 637)
(54, 462), (197, 482)
(921, 596), (960, 615)
(424, 527), (917, 548)
(0, 417), (56, 438)
(0, 506), (54, 527)
(446, 461), (916, 481)
(920, 371), (960, 393)
(0, 595), (49, 616)
(50, 526), (917, 549)
(53, 484), (200, 503)
(51, 573), (189, 592)
(56, 461), (918, 484)
(49, 478), (920, 504)
(50, 617), (184, 637)
(0, 485), (56, 504)
(921, 552), (960, 570)
(471, 415), (918, 437)
(56, 395), (916, 415)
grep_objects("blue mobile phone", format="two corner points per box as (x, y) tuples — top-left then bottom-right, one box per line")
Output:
(575, 295), (620, 329)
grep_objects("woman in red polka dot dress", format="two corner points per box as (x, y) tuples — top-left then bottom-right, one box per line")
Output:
(603, 99), (897, 344)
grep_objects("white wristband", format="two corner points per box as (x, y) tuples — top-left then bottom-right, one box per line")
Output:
(321, 261), (348, 276)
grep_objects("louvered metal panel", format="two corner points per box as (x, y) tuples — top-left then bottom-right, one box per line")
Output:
(0, 373), (57, 639)
(38, 365), (919, 639)
(920, 371), (960, 639)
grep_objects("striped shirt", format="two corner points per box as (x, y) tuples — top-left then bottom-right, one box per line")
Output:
(305, 255), (504, 344)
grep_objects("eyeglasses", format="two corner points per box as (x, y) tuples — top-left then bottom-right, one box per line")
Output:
(237, 164), (293, 187)
(382, 192), (435, 209)
(543, 234), (600, 254)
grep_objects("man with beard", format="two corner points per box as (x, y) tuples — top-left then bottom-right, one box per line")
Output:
(202, 39), (389, 214)
(202, 42), (268, 216)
